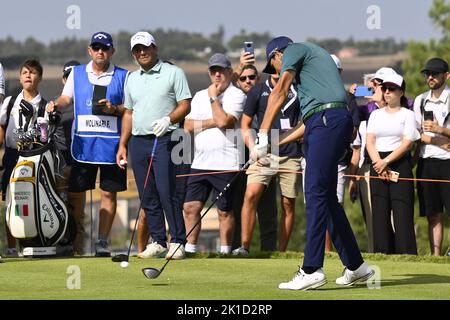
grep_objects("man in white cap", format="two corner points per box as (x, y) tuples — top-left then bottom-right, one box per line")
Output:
(117, 31), (192, 260)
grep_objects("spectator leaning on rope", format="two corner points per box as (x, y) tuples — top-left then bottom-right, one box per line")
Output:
(413, 57), (450, 256)
(46, 32), (129, 257)
(116, 31), (192, 260)
(366, 73), (419, 255)
(231, 54), (279, 253)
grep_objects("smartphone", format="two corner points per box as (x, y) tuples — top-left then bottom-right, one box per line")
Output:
(244, 41), (254, 55)
(389, 170), (400, 183)
(424, 111), (434, 121)
(92, 85), (107, 115)
(354, 86), (374, 97)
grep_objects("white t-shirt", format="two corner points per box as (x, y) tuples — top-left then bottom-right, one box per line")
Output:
(62, 61), (116, 98)
(0, 63), (5, 96)
(366, 107), (420, 152)
(0, 91), (43, 148)
(186, 84), (246, 170)
(413, 87), (450, 160)
(353, 120), (367, 168)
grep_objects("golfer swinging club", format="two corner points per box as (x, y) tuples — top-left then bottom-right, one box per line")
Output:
(253, 36), (374, 290)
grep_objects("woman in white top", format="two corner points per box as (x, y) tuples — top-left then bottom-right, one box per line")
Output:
(366, 74), (419, 255)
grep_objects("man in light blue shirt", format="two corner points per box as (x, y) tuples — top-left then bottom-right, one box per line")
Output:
(117, 31), (191, 260)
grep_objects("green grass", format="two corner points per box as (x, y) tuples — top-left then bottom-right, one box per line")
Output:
(1, 253), (448, 300)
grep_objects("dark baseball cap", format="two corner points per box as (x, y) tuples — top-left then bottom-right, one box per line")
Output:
(62, 60), (81, 78)
(208, 53), (231, 69)
(90, 31), (114, 47)
(262, 36), (293, 74)
(421, 57), (449, 74)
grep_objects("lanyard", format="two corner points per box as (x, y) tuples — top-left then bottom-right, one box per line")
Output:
(265, 80), (297, 116)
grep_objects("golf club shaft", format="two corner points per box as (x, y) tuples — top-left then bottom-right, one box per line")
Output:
(158, 159), (252, 272)
(126, 137), (158, 258)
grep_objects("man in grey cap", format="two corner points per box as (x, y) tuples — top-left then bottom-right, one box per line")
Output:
(182, 53), (246, 254)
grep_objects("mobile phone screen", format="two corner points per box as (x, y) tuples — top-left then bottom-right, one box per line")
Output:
(92, 85), (107, 115)
(424, 111), (434, 121)
(354, 86), (374, 97)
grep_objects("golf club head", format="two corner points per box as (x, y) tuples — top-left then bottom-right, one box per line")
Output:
(111, 254), (128, 262)
(20, 99), (34, 119)
(142, 267), (161, 279)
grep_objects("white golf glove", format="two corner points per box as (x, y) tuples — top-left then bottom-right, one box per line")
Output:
(151, 116), (171, 137)
(250, 132), (269, 162)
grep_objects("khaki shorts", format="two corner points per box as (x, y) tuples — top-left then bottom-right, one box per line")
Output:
(247, 155), (301, 198)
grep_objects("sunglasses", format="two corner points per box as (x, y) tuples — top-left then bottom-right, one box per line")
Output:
(381, 86), (400, 92)
(91, 44), (111, 52)
(239, 74), (257, 82)
(421, 70), (442, 78)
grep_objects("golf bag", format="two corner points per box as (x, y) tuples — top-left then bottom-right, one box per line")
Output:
(5, 109), (76, 253)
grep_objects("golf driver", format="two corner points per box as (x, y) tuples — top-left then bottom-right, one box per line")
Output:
(142, 159), (252, 279)
(112, 137), (158, 263)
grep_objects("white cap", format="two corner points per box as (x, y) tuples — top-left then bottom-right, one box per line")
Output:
(382, 73), (404, 88)
(372, 67), (397, 82)
(130, 31), (156, 50)
(330, 54), (342, 70)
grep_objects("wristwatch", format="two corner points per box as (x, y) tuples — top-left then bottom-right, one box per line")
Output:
(209, 96), (219, 104)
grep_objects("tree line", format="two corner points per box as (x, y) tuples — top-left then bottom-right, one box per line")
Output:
(0, 26), (408, 68)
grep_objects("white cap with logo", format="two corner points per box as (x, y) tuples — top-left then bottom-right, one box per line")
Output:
(130, 31), (156, 50)
(372, 67), (397, 82)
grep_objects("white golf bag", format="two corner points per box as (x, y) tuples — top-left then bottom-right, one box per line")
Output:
(5, 109), (75, 256)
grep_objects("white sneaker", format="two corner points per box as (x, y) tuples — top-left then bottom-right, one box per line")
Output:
(138, 242), (168, 258)
(232, 246), (249, 256)
(336, 262), (375, 286)
(165, 243), (185, 260)
(278, 268), (327, 290)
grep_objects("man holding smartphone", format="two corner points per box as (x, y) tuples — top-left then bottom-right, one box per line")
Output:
(414, 57), (450, 256)
(47, 32), (129, 257)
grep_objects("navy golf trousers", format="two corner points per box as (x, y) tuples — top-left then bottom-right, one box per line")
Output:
(129, 134), (186, 246)
(303, 107), (363, 269)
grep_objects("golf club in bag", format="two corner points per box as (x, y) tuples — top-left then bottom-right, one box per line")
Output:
(112, 137), (158, 263)
(142, 159), (252, 279)
(6, 107), (76, 256)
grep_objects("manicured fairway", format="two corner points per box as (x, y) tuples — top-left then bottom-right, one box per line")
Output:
(0, 253), (448, 300)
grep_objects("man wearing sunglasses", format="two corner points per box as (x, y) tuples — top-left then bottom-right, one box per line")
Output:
(233, 37), (302, 256)
(47, 31), (129, 257)
(414, 57), (450, 256)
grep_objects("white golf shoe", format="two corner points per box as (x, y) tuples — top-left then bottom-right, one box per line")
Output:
(278, 268), (327, 290)
(138, 242), (168, 258)
(336, 262), (375, 286)
(165, 243), (185, 260)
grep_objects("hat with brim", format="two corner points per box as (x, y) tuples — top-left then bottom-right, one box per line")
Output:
(262, 36), (293, 74)
(382, 73), (404, 89)
(130, 31), (156, 51)
(421, 57), (449, 74)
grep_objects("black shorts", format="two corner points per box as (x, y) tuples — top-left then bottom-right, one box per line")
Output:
(417, 158), (450, 217)
(184, 169), (236, 212)
(68, 161), (127, 193)
(1, 148), (19, 201)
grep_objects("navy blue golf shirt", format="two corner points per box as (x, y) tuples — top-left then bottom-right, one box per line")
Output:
(243, 79), (302, 157)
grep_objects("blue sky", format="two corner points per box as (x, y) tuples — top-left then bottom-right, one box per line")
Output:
(0, 0), (441, 43)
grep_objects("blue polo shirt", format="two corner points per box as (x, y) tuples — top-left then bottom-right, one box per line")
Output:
(281, 42), (348, 118)
(124, 60), (192, 135)
(244, 79), (302, 157)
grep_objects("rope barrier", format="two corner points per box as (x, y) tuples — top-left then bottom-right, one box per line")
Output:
(56, 167), (450, 191)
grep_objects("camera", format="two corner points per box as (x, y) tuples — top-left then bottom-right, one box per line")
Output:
(244, 41), (254, 55)
(424, 111), (434, 121)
